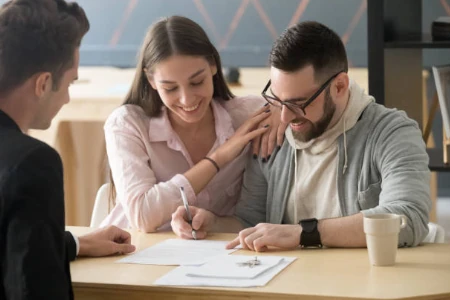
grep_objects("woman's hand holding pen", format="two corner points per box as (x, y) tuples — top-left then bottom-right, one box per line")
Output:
(171, 205), (216, 240)
(208, 106), (271, 169)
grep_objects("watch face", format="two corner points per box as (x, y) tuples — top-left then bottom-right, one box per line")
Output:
(301, 219), (318, 233)
(303, 222), (314, 233)
(299, 218), (321, 247)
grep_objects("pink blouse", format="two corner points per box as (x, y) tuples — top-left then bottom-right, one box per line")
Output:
(100, 95), (264, 232)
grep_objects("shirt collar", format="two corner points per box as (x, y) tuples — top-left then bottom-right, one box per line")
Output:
(147, 106), (175, 143)
(0, 110), (21, 132)
(211, 99), (235, 142)
(148, 99), (235, 144)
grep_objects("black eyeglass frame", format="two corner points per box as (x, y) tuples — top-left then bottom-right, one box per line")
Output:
(261, 70), (345, 115)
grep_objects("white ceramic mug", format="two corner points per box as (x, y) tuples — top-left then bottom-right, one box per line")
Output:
(363, 213), (407, 266)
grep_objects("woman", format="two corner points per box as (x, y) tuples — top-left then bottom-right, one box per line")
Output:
(101, 16), (283, 232)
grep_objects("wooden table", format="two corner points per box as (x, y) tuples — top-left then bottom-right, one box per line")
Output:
(68, 226), (450, 300)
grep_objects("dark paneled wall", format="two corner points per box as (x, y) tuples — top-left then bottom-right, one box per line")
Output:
(55, 0), (370, 67)
(0, 0), (446, 67)
(79, 0), (450, 69)
(76, 0), (369, 67)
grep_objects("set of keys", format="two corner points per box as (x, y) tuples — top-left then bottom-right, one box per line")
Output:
(236, 256), (261, 268)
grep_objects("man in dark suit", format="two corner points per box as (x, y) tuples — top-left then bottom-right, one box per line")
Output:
(0, 0), (135, 299)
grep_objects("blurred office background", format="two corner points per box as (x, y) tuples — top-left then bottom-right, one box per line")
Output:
(77, 0), (450, 195)
(2, 0), (447, 235)
(79, 0), (450, 230)
(70, 0), (450, 69)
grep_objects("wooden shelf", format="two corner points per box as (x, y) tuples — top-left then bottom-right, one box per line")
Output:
(385, 34), (450, 49)
(427, 148), (450, 172)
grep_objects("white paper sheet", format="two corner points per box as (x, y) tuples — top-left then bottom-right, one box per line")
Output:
(154, 256), (296, 287)
(185, 255), (284, 279)
(117, 239), (237, 266)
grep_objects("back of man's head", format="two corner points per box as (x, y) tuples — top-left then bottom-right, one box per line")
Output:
(270, 21), (348, 83)
(0, 0), (89, 97)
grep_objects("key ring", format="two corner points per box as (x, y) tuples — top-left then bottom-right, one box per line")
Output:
(236, 256), (261, 268)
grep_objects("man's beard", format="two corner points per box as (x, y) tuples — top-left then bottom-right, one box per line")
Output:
(292, 88), (336, 142)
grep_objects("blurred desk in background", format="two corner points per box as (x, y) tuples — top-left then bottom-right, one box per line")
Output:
(28, 67), (134, 226)
(30, 67), (369, 226)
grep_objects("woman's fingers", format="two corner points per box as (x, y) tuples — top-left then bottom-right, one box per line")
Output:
(277, 122), (287, 148)
(237, 110), (271, 135)
(262, 124), (279, 159)
(259, 130), (269, 160)
(267, 125), (277, 156)
(242, 125), (270, 144)
(251, 134), (261, 158)
(217, 107), (271, 164)
(250, 104), (270, 118)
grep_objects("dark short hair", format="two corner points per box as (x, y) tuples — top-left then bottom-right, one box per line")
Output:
(270, 21), (348, 82)
(0, 0), (89, 96)
(124, 15), (234, 117)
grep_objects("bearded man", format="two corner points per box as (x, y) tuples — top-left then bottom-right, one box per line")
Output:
(171, 21), (431, 251)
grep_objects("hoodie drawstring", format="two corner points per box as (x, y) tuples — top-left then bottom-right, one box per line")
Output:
(343, 118), (348, 174)
(294, 149), (298, 223)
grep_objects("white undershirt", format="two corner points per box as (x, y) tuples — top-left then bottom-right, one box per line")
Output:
(283, 80), (373, 224)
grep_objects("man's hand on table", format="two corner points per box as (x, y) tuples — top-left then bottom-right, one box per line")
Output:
(78, 225), (136, 257)
(226, 223), (301, 252)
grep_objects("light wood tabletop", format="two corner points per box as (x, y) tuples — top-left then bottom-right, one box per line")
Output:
(68, 226), (450, 300)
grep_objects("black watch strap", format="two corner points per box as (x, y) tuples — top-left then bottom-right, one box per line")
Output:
(299, 218), (322, 248)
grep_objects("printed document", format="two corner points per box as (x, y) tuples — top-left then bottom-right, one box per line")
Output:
(117, 239), (236, 266)
(154, 255), (296, 287)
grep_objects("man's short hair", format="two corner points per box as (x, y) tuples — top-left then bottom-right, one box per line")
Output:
(270, 21), (348, 82)
(0, 0), (89, 95)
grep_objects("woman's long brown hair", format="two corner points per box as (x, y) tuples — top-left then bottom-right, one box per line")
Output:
(108, 16), (234, 208)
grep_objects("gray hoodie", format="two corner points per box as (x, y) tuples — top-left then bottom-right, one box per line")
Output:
(234, 82), (431, 247)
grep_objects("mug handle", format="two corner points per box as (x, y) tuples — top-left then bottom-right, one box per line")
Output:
(398, 215), (407, 229)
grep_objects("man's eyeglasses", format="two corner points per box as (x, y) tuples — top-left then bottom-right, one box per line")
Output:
(261, 70), (344, 115)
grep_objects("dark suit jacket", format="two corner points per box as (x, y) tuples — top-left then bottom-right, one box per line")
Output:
(0, 110), (76, 299)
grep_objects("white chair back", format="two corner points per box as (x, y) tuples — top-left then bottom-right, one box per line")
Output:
(90, 183), (112, 228)
(423, 222), (446, 243)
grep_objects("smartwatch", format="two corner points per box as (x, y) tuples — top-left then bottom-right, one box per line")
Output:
(299, 218), (322, 248)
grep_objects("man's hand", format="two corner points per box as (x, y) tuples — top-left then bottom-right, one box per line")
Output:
(171, 205), (216, 239)
(78, 225), (136, 257)
(226, 223), (301, 252)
